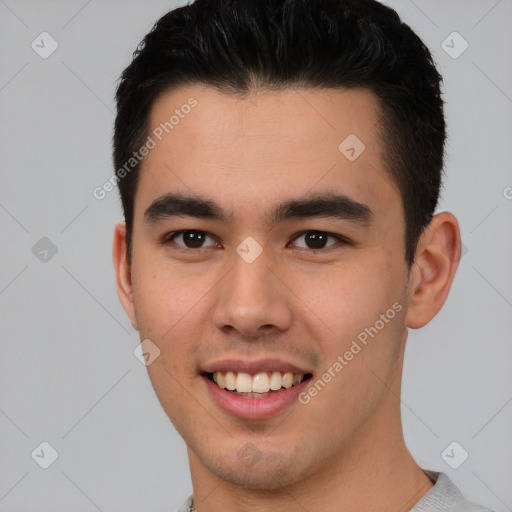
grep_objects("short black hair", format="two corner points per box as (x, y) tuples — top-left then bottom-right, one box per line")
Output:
(113, 0), (445, 266)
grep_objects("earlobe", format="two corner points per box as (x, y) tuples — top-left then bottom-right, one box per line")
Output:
(405, 212), (461, 329)
(112, 221), (139, 331)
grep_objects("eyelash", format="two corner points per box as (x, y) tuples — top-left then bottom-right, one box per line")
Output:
(162, 230), (351, 253)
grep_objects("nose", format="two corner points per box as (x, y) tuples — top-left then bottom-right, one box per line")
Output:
(211, 248), (293, 339)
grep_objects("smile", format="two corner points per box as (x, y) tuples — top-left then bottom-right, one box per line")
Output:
(208, 371), (311, 397)
(201, 359), (314, 418)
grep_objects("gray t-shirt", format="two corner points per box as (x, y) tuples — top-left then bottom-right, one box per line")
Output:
(412, 470), (493, 512)
(175, 470), (494, 511)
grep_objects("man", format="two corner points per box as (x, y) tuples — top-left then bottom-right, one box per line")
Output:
(112, 0), (493, 510)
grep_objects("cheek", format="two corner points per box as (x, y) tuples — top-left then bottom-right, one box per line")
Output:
(133, 257), (209, 421)
(130, 255), (215, 387)
(292, 259), (402, 344)
(131, 256), (206, 338)
(296, 256), (407, 411)
(299, 301), (406, 434)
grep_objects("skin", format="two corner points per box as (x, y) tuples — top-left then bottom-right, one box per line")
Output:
(113, 84), (461, 512)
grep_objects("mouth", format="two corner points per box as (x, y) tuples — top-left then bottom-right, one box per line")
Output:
(200, 359), (314, 419)
(204, 370), (313, 398)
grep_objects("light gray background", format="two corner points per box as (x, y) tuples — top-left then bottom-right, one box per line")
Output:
(0, 0), (511, 511)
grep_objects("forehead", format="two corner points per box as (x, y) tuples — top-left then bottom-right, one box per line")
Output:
(136, 84), (400, 224)
(147, 84), (384, 156)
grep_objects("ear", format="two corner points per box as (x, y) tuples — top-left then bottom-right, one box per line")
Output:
(113, 221), (139, 331)
(405, 212), (461, 329)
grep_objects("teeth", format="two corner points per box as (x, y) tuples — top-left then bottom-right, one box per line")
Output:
(269, 371), (282, 390)
(225, 371), (236, 391)
(211, 371), (305, 393)
(282, 372), (293, 389)
(292, 374), (303, 385)
(252, 373), (270, 393)
(235, 372), (253, 392)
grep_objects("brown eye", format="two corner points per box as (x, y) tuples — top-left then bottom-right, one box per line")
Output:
(290, 231), (341, 250)
(167, 230), (219, 249)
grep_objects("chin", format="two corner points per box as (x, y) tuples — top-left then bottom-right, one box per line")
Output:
(199, 447), (309, 490)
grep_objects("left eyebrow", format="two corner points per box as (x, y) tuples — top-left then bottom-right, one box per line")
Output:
(266, 191), (373, 227)
(143, 190), (373, 228)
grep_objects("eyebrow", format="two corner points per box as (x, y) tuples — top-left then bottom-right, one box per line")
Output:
(143, 190), (373, 228)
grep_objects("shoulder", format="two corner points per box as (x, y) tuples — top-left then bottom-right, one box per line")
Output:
(411, 470), (494, 512)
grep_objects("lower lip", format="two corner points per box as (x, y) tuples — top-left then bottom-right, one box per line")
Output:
(202, 375), (309, 420)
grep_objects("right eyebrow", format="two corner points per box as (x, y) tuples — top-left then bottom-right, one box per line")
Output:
(144, 193), (230, 224)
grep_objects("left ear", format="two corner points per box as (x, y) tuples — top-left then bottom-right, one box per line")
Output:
(405, 212), (461, 329)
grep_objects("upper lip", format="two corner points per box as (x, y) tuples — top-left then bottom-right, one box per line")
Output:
(202, 358), (312, 375)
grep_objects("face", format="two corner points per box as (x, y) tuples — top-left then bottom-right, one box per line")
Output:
(116, 84), (417, 489)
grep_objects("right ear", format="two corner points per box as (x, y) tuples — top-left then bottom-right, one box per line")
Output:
(112, 221), (139, 331)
